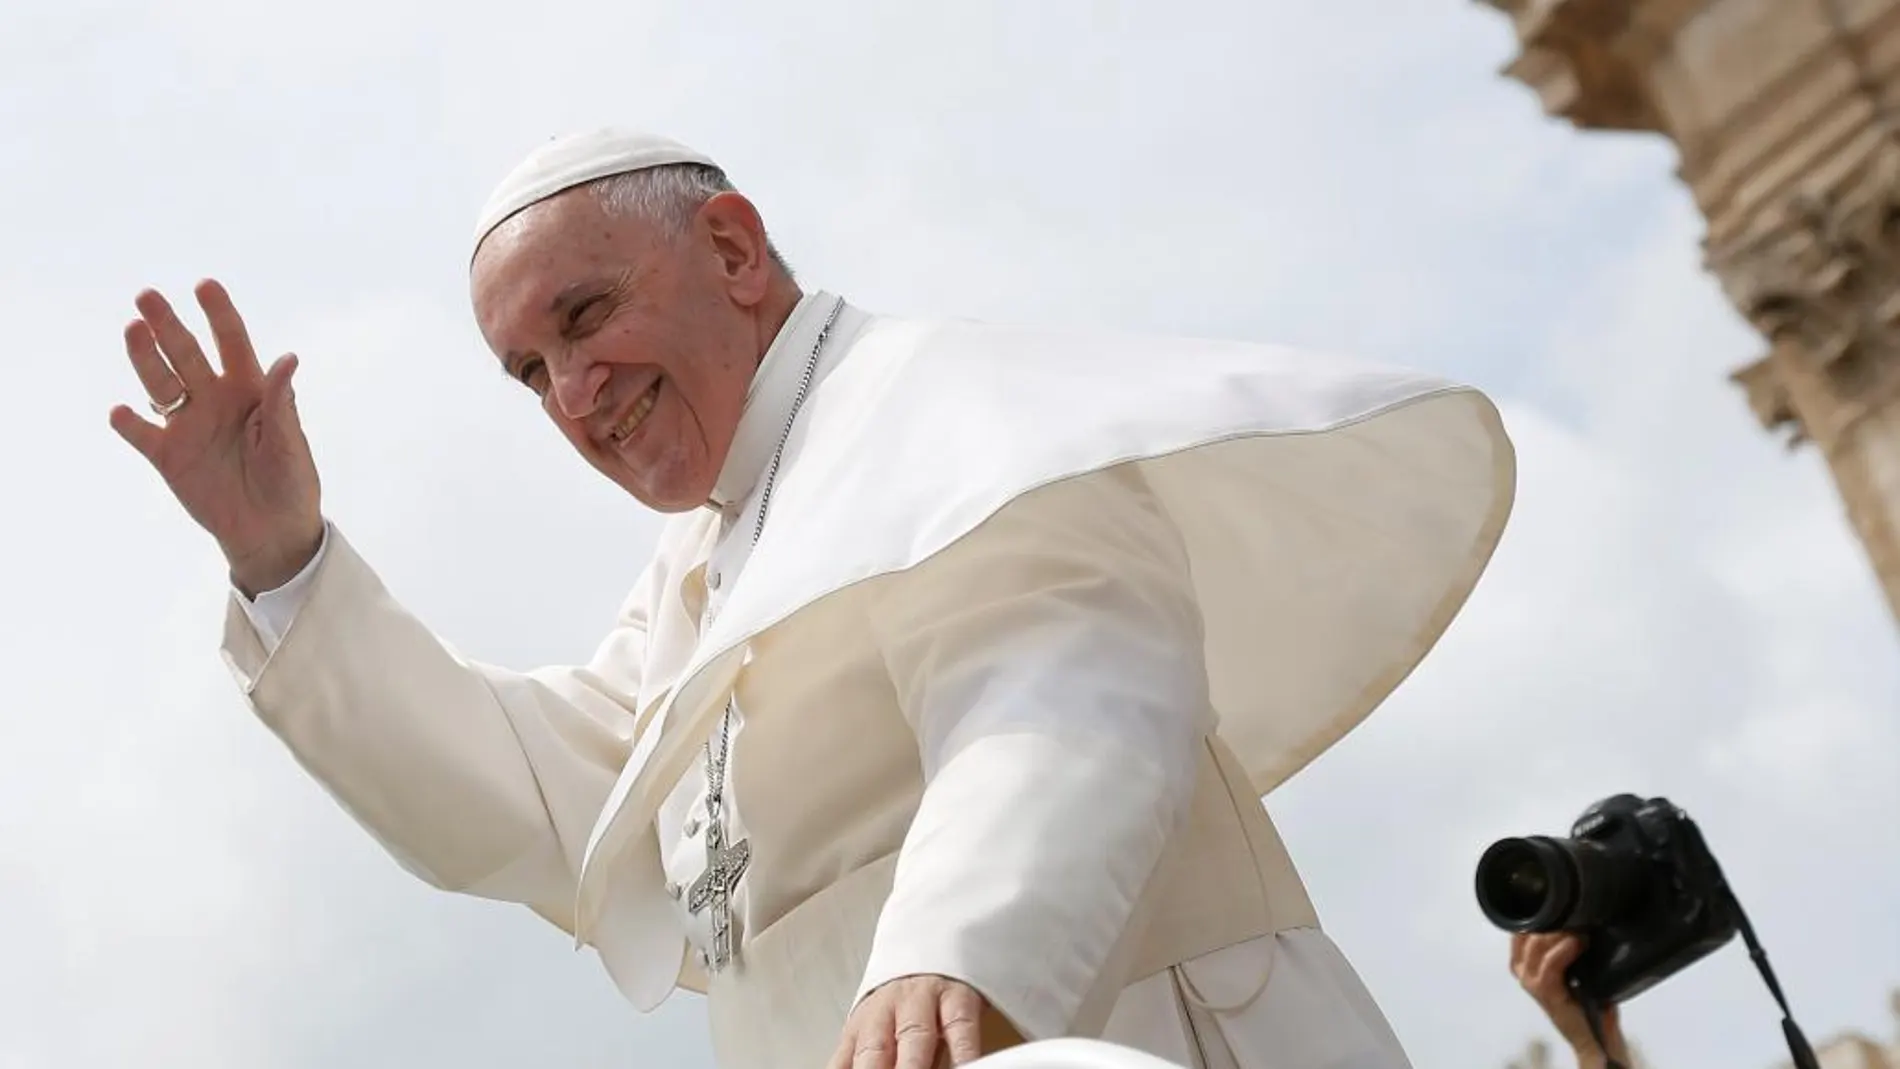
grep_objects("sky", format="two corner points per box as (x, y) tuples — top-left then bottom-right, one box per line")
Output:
(1, 2), (1896, 1067)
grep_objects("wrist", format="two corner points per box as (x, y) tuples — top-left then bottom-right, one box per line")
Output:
(227, 521), (324, 598)
(1567, 1034), (1631, 1069)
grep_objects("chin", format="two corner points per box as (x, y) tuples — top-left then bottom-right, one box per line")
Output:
(638, 495), (706, 515)
(586, 430), (712, 512)
(612, 469), (712, 514)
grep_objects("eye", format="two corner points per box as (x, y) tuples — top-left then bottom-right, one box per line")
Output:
(565, 296), (610, 335)
(515, 356), (548, 394)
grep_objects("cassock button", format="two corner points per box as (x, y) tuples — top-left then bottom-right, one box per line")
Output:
(695, 948), (711, 969)
(665, 881), (682, 900)
(683, 815), (702, 837)
(708, 571), (723, 591)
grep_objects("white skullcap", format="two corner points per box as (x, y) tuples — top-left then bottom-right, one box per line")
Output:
(472, 127), (718, 254)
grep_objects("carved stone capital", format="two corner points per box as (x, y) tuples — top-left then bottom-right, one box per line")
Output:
(1729, 353), (1806, 443)
(1479, 0), (1664, 131)
(1710, 151), (1900, 446)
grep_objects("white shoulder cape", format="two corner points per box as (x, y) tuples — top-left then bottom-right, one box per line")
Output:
(575, 311), (1515, 938)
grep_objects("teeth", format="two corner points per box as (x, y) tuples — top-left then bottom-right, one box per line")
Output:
(610, 382), (661, 443)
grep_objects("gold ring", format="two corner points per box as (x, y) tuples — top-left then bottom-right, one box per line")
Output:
(149, 390), (190, 418)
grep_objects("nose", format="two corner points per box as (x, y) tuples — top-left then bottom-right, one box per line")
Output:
(548, 355), (609, 420)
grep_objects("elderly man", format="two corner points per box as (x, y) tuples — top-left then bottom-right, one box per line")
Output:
(109, 129), (1515, 1069)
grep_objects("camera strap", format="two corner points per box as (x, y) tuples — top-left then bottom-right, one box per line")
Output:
(1570, 886), (1820, 1069)
(1730, 891), (1821, 1069)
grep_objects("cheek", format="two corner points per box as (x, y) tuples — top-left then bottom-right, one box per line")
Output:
(592, 321), (649, 366)
(545, 399), (596, 454)
(662, 352), (740, 425)
(652, 381), (705, 453)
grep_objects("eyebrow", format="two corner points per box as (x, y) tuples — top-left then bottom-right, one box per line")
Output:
(499, 281), (605, 371)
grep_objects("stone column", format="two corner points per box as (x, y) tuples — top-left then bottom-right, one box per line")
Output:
(1479, 0), (1900, 626)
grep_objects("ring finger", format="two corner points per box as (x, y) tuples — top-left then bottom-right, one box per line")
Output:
(134, 288), (216, 387)
(124, 320), (186, 410)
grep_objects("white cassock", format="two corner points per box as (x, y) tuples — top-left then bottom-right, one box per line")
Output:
(219, 134), (1515, 1069)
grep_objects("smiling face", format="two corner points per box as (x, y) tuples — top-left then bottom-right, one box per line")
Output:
(469, 178), (792, 512)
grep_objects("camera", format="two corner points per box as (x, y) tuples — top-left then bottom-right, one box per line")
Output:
(1474, 793), (1740, 1005)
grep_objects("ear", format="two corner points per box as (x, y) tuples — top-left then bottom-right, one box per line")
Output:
(697, 192), (774, 307)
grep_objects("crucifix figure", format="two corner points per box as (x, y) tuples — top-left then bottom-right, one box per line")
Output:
(687, 813), (751, 970)
(686, 704), (750, 972)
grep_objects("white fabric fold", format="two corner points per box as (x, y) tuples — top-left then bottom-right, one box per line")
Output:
(857, 464), (1211, 1038)
(218, 524), (686, 1011)
(709, 290), (852, 510)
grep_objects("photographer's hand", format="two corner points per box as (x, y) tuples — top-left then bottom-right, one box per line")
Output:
(1510, 933), (1633, 1069)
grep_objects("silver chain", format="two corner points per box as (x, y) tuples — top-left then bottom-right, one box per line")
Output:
(702, 295), (845, 821)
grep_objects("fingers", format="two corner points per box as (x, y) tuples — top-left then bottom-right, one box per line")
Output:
(850, 1000), (898, 1069)
(123, 320), (186, 409)
(1534, 933), (1583, 989)
(837, 979), (987, 1069)
(893, 990), (941, 1069)
(1513, 932), (1583, 1000)
(107, 404), (164, 461)
(135, 287), (217, 387)
(937, 987), (985, 1066)
(196, 278), (264, 382)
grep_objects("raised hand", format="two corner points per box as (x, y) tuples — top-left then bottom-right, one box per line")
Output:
(110, 279), (324, 596)
(1510, 932), (1631, 1069)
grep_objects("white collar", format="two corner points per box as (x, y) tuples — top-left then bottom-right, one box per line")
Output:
(708, 290), (844, 511)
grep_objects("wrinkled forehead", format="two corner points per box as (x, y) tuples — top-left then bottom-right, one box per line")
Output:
(468, 199), (593, 340)
(471, 179), (594, 273)
(469, 190), (663, 342)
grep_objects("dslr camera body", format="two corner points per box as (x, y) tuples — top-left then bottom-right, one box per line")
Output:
(1475, 793), (1739, 1004)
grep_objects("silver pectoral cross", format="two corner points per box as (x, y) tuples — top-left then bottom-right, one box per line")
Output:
(686, 816), (751, 971)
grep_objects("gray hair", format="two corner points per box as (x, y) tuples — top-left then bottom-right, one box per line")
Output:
(590, 163), (794, 278)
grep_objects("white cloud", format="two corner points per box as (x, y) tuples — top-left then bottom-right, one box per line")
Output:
(1, 1), (1895, 1067)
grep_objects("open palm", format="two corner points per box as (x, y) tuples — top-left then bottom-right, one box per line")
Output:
(110, 279), (323, 595)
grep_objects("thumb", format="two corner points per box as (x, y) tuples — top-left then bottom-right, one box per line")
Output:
(261, 353), (301, 419)
(108, 404), (164, 463)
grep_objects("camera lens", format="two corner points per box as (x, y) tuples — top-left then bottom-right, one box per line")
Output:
(1475, 837), (1577, 932)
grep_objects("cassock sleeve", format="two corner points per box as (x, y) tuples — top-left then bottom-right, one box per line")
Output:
(238, 521), (334, 647)
(219, 520), (654, 936)
(856, 463), (1212, 1041)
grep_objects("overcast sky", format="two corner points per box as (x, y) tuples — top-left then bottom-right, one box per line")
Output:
(2, 2), (1896, 1067)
